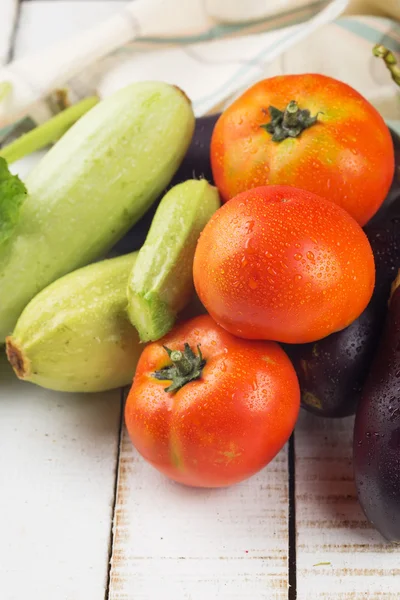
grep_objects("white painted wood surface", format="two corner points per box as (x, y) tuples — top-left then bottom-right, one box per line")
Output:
(110, 429), (289, 599)
(0, 4), (125, 600)
(295, 413), (400, 599)
(1, 2), (399, 599)
(0, 355), (122, 600)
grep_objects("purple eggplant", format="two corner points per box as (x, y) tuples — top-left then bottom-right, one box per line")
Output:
(353, 271), (400, 542)
(285, 128), (400, 418)
(112, 113), (220, 255)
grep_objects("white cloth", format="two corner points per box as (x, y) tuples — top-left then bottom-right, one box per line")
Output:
(2, 0), (400, 139)
(0, 0), (347, 132)
(0, 0), (18, 66)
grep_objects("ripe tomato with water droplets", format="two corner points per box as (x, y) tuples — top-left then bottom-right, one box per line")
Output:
(193, 186), (375, 344)
(124, 315), (300, 488)
(211, 74), (394, 226)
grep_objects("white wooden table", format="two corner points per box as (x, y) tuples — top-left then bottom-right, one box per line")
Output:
(0, 2), (399, 599)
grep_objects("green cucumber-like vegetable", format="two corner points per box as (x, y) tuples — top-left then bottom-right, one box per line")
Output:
(0, 81), (195, 342)
(0, 96), (100, 164)
(6, 252), (141, 393)
(127, 179), (220, 342)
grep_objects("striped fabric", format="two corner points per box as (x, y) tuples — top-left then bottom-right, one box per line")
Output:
(1, 0), (400, 140)
(0, 0), (347, 140)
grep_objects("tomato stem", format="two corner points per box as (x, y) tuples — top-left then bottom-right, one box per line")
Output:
(152, 343), (206, 393)
(169, 349), (193, 376)
(373, 44), (400, 87)
(261, 101), (320, 142)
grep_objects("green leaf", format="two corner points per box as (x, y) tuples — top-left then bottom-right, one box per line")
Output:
(0, 157), (27, 246)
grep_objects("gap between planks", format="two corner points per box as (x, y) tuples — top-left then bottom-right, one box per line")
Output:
(105, 387), (126, 600)
(288, 434), (297, 600)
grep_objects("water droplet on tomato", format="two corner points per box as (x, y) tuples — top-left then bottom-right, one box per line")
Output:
(249, 278), (259, 289)
(267, 266), (277, 276)
(245, 220), (255, 234)
(294, 274), (302, 281)
(241, 257), (248, 267)
(306, 251), (315, 264)
(294, 253), (302, 261)
(245, 237), (256, 251)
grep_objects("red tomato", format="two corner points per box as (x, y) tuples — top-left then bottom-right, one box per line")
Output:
(124, 315), (300, 488)
(211, 74), (394, 226)
(193, 186), (375, 344)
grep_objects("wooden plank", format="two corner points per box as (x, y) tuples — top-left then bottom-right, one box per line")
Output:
(0, 3), (123, 599)
(0, 356), (122, 600)
(295, 412), (399, 599)
(109, 426), (290, 599)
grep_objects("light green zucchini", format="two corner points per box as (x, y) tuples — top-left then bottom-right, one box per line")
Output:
(6, 252), (142, 393)
(127, 179), (220, 342)
(0, 81), (195, 342)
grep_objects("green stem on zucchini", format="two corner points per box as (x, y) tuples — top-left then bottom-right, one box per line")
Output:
(0, 95), (99, 164)
(152, 343), (206, 393)
(373, 44), (400, 87)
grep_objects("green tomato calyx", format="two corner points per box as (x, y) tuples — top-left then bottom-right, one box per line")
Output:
(153, 343), (206, 393)
(261, 100), (321, 142)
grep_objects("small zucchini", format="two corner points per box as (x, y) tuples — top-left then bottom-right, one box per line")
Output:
(0, 81), (195, 342)
(127, 179), (220, 342)
(6, 252), (142, 393)
(113, 112), (220, 256)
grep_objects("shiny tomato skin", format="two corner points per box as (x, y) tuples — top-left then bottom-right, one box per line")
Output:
(193, 186), (375, 344)
(211, 74), (394, 226)
(124, 315), (300, 488)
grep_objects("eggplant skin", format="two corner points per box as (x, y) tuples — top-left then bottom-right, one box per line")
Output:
(286, 205), (400, 418)
(284, 127), (400, 418)
(284, 307), (379, 418)
(353, 273), (400, 543)
(369, 127), (400, 225)
(113, 113), (220, 255)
